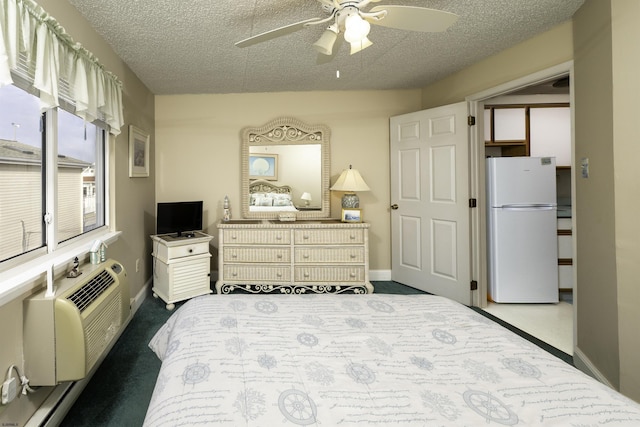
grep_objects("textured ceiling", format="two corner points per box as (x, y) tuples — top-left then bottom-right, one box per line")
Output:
(65, 0), (585, 95)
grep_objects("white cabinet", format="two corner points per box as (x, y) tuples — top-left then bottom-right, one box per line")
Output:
(484, 103), (570, 164)
(530, 106), (571, 167)
(151, 232), (213, 309)
(216, 220), (373, 294)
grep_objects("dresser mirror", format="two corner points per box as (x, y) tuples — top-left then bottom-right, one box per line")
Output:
(241, 117), (331, 219)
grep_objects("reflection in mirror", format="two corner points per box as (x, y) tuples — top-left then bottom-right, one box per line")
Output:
(241, 117), (330, 220)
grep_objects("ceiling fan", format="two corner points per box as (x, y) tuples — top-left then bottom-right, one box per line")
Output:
(235, 0), (459, 59)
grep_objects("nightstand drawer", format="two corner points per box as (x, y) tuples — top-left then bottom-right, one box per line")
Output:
(225, 247), (290, 263)
(160, 241), (209, 260)
(295, 266), (365, 282)
(223, 229), (290, 245)
(294, 229), (364, 245)
(295, 247), (364, 263)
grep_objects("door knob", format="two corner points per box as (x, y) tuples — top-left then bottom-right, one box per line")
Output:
(390, 204), (399, 210)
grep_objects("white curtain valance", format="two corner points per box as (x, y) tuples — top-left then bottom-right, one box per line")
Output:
(0, 0), (124, 135)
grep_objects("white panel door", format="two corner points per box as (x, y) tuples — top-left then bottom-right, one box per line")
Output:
(390, 102), (471, 304)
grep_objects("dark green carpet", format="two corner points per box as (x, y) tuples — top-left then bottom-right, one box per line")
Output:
(60, 281), (572, 426)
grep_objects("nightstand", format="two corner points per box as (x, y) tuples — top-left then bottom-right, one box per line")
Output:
(151, 231), (213, 309)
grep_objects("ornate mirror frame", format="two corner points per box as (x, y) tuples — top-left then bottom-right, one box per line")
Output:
(241, 117), (331, 220)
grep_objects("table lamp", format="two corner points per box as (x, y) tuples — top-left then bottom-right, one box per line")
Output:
(330, 165), (370, 208)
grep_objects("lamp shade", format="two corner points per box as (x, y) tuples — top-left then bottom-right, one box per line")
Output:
(301, 192), (312, 201)
(313, 26), (338, 55)
(330, 166), (370, 192)
(350, 36), (373, 55)
(344, 14), (371, 44)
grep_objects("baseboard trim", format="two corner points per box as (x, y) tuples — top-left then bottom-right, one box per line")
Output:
(573, 346), (615, 389)
(131, 277), (152, 313)
(369, 269), (391, 281)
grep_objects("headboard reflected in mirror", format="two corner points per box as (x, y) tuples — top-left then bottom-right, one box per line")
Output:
(241, 117), (330, 220)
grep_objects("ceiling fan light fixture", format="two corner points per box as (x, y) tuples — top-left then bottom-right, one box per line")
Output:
(343, 14), (371, 44)
(350, 36), (373, 55)
(313, 25), (339, 55)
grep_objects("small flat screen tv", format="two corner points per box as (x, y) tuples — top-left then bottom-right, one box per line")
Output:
(156, 201), (203, 236)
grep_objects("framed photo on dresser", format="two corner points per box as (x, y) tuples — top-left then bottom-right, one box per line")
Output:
(341, 208), (361, 223)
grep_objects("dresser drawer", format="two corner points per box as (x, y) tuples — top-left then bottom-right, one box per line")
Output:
(157, 241), (209, 261)
(223, 229), (290, 245)
(224, 265), (290, 282)
(225, 247), (290, 263)
(294, 229), (364, 245)
(295, 247), (364, 263)
(295, 266), (365, 282)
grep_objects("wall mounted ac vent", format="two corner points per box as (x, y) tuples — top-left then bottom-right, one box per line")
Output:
(66, 269), (115, 312)
(23, 260), (130, 386)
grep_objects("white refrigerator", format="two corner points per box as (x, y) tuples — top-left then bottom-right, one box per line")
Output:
(487, 157), (559, 303)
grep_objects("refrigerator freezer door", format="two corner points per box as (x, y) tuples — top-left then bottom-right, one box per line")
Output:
(488, 207), (559, 303)
(487, 157), (557, 207)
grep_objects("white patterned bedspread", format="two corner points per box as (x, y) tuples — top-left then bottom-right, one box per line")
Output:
(144, 294), (640, 426)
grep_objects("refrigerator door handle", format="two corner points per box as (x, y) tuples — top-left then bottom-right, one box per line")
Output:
(500, 204), (556, 211)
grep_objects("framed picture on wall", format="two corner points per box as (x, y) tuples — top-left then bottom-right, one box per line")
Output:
(249, 153), (278, 180)
(129, 125), (150, 177)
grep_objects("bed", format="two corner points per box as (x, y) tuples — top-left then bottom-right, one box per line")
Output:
(249, 179), (298, 212)
(144, 294), (640, 426)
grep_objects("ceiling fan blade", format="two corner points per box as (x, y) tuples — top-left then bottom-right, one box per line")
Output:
(368, 6), (458, 33)
(236, 18), (324, 48)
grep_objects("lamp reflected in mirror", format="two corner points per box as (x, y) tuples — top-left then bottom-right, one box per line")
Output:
(330, 165), (370, 208)
(301, 192), (312, 207)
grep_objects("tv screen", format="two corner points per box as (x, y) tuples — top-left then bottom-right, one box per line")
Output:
(156, 201), (203, 236)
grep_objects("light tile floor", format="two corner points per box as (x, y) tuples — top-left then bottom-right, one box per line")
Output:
(482, 299), (574, 355)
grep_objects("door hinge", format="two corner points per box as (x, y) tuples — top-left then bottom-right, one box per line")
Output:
(469, 198), (477, 208)
(470, 280), (478, 291)
(467, 115), (476, 126)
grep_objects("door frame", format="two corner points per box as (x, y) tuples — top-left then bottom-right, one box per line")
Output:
(466, 61), (575, 309)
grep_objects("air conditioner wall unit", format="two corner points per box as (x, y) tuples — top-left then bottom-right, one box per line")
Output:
(23, 259), (130, 386)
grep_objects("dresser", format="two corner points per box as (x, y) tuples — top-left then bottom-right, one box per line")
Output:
(215, 220), (373, 294)
(151, 232), (213, 309)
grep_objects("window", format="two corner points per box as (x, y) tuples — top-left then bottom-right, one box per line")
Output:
(57, 109), (106, 243)
(0, 84), (107, 264)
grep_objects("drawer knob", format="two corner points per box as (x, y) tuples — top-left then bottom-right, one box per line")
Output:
(303, 255), (309, 259)
(303, 235), (309, 240)
(350, 272), (356, 278)
(304, 273), (310, 278)
(350, 254), (356, 259)
(277, 273), (282, 278)
(232, 254), (237, 259)
(350, 235), (355, 240)
(231, 236), (237, 240)
(277, 254), (283, 259)
(276, 236), (282, 240)
(232, 273), (238, 277)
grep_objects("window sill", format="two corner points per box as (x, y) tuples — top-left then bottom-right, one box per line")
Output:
(0, 230), (122, 307)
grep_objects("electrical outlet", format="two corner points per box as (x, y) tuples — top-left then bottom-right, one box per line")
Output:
(135, 259), (140, 272)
